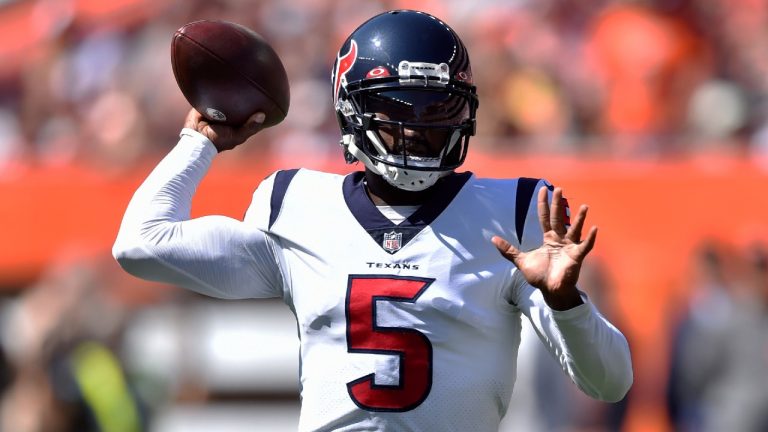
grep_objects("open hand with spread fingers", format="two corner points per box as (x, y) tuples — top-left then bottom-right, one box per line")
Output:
(492, 186), (598, 310)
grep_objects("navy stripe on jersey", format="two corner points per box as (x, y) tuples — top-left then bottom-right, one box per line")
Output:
(343, 171), (472, 254)
(269, 169), (300, 229)
(514, 177), (541, 244)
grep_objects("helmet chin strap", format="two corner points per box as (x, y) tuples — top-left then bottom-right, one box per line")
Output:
(343, 133), (452, 192)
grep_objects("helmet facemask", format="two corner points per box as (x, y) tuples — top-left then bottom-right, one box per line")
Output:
(337, 71), (478, 192)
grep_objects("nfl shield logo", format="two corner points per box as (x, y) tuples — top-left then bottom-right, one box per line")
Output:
(383, 231), (403, 252)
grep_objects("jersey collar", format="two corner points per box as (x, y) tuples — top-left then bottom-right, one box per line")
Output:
(342, 171), (472, 253)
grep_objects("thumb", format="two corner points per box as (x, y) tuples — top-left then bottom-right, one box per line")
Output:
(234, 111), (266, 138)
(246, 111), (266, 130)
(240, 111), (267, 138)
(492, 235), (522, 263)
(219, 111), (267, 152)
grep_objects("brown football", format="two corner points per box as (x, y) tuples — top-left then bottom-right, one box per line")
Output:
(171, 20), (290, 127)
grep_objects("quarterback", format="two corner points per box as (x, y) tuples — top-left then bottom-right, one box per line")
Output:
(113, 10), (632, 432)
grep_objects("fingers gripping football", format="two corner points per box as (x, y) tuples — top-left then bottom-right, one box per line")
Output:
(184, 109), (266, 152)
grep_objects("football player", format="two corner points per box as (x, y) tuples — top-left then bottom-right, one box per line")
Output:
(113, 10), (632, 431)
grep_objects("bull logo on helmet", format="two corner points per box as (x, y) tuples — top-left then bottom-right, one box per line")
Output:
(333, 40), (358, 104)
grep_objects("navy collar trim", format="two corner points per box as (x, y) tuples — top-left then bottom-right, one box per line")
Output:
(342, 171), (472, 254)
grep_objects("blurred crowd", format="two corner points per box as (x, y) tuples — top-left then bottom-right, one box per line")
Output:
(1, 0), (768, 173)
(1, 0), (768, 431)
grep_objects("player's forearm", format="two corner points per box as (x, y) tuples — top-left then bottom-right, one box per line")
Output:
(552, 303), (633, 402)
(120, 128), (216, 228)
(112, 129), (216, 284)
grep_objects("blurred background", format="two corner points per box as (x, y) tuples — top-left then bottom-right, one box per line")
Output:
(0, 0), (767, 431)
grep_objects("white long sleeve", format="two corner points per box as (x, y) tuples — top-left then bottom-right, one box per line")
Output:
(512, 271), (633, 403)
(112, 129), (282, 299)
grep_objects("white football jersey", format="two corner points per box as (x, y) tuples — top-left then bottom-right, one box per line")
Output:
(113, 131), (633, 432)
(248, 168), (546, 431)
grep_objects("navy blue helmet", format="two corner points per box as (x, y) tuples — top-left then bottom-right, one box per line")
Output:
(332, 10), (478, 191)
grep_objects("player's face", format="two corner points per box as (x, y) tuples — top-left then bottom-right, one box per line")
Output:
(373, 116), (450, 157)
(364, 89), (470, 158)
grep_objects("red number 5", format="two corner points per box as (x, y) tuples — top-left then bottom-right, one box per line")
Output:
(345, 275), (434, 412)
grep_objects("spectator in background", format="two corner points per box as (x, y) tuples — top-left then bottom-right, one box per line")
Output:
(0, 260), (147, 432)
(725, 242), (768, 432)
(666, 240), (768, 432)
(665, 241), (734, 431)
